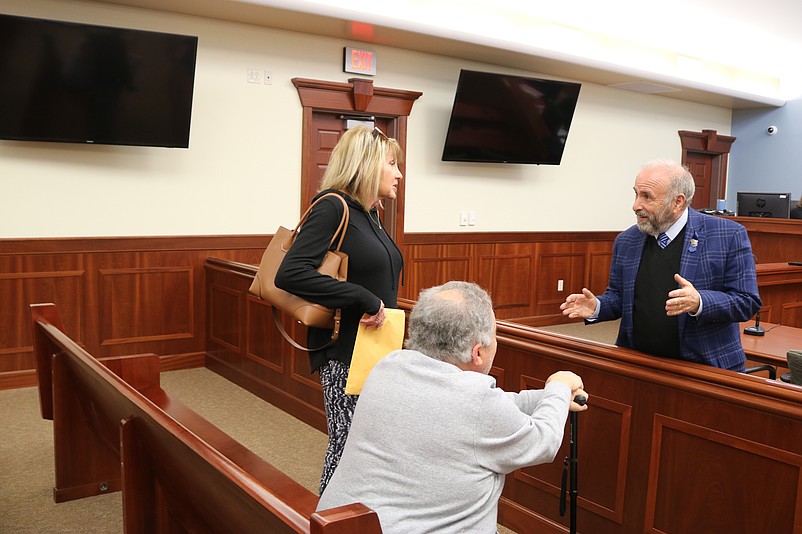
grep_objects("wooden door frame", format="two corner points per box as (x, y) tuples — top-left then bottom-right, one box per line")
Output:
(678, 129), (736, 208)
(293, 77), (422, 250)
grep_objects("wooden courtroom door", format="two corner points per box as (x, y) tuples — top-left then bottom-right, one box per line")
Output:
(293, 77), (422, 249)
(679, 129), (735, 210)
(685, 152), (713, 209)
(303, 112), (397, 237)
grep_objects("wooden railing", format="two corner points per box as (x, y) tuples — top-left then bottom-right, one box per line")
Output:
(492, 321), (802, 533)
(204, 256), (802, 534)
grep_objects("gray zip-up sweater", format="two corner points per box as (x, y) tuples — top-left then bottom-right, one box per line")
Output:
(317, 349), (571, 533)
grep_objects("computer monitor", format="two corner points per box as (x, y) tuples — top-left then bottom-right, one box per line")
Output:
(736, 192), (791, 218)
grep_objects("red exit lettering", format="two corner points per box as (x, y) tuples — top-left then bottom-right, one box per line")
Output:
(343, 47), (376, 75)
(350, 49), (373, 71)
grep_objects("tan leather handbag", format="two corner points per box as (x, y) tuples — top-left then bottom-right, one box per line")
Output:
(249, 193), (349, 351)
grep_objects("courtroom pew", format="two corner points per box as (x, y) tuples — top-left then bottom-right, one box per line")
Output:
(31, 303), (381, 534)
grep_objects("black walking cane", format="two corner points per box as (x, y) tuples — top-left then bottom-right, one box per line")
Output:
(560, 394), (586, 534)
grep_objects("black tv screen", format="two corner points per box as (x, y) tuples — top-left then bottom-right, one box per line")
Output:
(442, 69), (581, 164)
(736, 192), (791, 218)
(0, 14), (198, 148)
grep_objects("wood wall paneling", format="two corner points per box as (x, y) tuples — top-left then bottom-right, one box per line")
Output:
(587, 244), (613, 294)
(401, 246), (472, 301)
(0, 256), (85, 373)
(1, 237), (267, 389)
(536, 245), (584, 313)
(478, 244), (534, 315)
(96, 265), (194, 346)
(3, 221), (801, 389)
(401, 234), (617, 325)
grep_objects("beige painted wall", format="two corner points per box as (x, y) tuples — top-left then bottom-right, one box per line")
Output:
(1, 0), (732, 238)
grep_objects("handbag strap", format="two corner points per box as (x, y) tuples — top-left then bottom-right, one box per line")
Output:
(273, 192), (350, 352)
(272, 306), (342, 352)
(283, 192), (350, 253)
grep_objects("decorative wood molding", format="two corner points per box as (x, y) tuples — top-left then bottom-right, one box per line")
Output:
(350, 77), (373, 111)
(292, 77), (421, 116)
(679, 129), (735, 154)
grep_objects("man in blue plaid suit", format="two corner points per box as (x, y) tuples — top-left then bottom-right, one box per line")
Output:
(561, 159), (761, 371)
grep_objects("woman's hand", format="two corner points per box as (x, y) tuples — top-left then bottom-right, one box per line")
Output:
(360, 300), (385, 328)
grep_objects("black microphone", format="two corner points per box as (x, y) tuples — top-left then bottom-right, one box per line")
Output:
(744, 253), (765, 336)
(744, 310), (765, 336)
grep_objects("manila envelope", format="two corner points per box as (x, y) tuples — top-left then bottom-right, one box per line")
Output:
(345, 308), (406, 395)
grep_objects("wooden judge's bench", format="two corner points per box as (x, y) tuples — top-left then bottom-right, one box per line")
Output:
(754, 261), (802, 327)
(738, 216), (802, 328)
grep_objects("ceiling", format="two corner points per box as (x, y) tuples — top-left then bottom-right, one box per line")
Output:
(91, 0), (800, 109)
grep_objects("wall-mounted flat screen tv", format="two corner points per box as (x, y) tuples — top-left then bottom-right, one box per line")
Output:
(442, 69), (581, 164)
(736, 192), (791, 218)
(0, 14), (198, 148)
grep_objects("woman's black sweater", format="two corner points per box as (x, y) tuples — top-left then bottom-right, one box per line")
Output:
(274, 190), (403, 372)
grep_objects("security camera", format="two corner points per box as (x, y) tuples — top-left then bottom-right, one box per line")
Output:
(767, 125), (778, 135)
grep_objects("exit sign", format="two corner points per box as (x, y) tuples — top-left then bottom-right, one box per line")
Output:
(344, 47), (376, 76)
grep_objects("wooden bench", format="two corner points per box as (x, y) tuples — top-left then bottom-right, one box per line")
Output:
(31, 303), (381, 534)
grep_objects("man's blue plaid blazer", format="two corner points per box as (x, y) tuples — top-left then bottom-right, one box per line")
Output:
(596, 208), (762, 371)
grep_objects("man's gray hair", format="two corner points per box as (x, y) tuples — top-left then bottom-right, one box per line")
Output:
(405, 281), (495, 365)
(640, 158), (695, 206)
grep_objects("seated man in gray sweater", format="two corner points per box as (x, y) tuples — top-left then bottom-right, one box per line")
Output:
(317, 280), (589, 533)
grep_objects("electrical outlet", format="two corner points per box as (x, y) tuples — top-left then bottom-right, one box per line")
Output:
(247, 68), (261, 84)
(459, 212), (468, 226)
(557, 279), (564, 291)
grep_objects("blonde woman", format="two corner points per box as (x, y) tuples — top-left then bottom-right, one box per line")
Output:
(275, 125), (404, 493)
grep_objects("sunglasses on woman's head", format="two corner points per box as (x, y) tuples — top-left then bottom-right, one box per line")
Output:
(372, 126), (389, 141)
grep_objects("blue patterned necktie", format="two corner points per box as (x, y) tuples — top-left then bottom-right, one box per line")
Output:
(658, 232), (669, 249)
